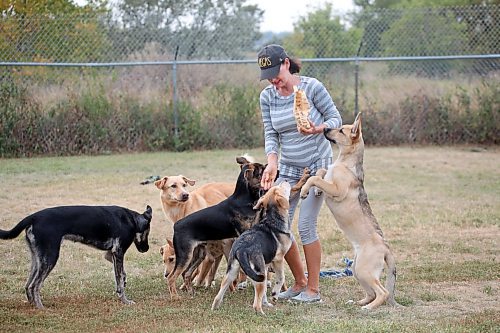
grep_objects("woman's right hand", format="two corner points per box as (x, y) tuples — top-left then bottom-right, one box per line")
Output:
(261, 163), (277, 190)
(261, 153), (278, 191)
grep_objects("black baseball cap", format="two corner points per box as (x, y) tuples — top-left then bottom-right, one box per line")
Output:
(257, 44), (288, 80)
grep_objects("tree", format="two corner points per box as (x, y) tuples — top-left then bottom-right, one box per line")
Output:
(0, 0), (110, 62)
(380, 8), (469, 76)
(111, 0), (263, 59)
(353, 0), (492, 9)
(283, 4), (361, 59)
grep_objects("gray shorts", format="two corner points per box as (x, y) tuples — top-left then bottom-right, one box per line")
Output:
(275, 176), (324, 245)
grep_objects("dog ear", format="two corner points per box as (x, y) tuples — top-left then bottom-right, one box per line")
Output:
(181, 176), (196, 186)
(167, 239), (174, 247)
(351, 112), (362, 139)
(236, 156), (249, 165)
(159, 246), (164, 255)
(144, 205), (153, 221)
(253, 196), (266, 210)
(275, 194), (289, 211)
(155, 177), (167, 189)
(135, 206), (152, 232)
(243, 164), (256, 182)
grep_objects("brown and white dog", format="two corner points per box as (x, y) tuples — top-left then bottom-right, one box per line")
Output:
(155, 175), (234, 288)
(300, 113), (400, 310)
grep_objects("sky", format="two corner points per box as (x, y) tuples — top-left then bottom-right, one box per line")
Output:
(74, 0), (355, 33)
(247, 0), (355, 33)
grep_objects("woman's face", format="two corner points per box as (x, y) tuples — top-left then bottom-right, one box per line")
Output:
(268, 59), (290, 89)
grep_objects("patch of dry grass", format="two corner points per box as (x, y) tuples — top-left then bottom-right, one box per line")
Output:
(0, 146), (498, 332)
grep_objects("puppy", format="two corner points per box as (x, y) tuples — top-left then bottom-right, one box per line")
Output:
(155, 175), (235, 287)
(300, 113), (399, 310)
(159, 238), (234, 289)
(0, 205), (152, 309)
(211, 181), (293, 315)
(166, 156), (267, 299)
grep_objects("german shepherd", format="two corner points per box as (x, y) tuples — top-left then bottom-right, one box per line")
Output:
(166, 156), (267, 299)
(0, 205), (152, 309)
(211, 181), (293, 315)
(300, 113), (399, 310)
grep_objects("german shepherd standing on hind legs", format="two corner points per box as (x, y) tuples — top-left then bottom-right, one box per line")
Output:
(300, 113), (400, 310)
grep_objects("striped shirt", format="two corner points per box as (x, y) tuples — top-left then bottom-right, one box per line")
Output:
(260, 76), (342, 178)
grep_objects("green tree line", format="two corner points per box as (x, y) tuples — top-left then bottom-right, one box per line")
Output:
(1, 1), (498, 63)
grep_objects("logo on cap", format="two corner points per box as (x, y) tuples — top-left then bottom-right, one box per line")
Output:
(258, 57), (272, 68)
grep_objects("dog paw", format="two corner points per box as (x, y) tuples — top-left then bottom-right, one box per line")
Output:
(316, 168), (327, 178)
(302, 167), (311, 179)
(262, 301), (274, 308)
(237, 281), (248, 290)
(314, 188), (322, 197)
(211, 300), (222, 310)
(120, 297), (135, 305)
(254, 307), (266, 315)
(300, 189), (309, 199)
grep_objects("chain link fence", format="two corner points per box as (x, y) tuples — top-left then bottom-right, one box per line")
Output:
(1, 5), (499, 157)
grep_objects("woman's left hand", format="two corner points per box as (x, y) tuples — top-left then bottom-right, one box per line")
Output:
(298, 119), (326, 135)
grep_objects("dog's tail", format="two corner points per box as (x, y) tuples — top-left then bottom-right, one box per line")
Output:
(0, 216), (34, 240)
(237, 251), (266, 283)
(384, 250), (400, 307)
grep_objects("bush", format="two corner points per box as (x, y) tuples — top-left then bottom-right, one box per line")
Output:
(1, 73), (497, 157)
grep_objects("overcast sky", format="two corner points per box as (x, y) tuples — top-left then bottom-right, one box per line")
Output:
(247, 0), (355, 32)
(75, 0), (355, 33)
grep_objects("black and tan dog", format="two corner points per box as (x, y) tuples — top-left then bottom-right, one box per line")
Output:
(0, 205), (152, 309)
(211, 181), (293, 315)
(166, 156), (267, 299)
(300, 113), (399, 310)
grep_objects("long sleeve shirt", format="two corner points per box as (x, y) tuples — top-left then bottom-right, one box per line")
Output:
(260, 76), (342, 178)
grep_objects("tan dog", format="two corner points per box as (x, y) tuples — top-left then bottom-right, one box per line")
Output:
(155, 175), (234, 288)
(159, 238), (235, 289)
(155, 175), (234, 224)
(300, 113), (399, 310)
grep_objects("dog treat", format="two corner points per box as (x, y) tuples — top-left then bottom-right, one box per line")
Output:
(293, 85), (311, 130)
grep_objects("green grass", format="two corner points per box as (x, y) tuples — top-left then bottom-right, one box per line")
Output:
(0, 146), (499, 332)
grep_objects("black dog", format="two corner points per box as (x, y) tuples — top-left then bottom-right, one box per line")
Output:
(211, 181), (293, 315)
(0, 205), (152, 309)
(166, 156), (267, 299)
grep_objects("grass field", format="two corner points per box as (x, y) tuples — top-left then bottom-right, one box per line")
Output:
(0, 146), (498, 333)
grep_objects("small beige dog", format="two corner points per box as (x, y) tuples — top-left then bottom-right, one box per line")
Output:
(300, 113), (399, 310)
(155, 175), (234, 287)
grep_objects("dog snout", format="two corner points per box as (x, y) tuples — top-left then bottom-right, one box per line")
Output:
(181, 193), (189, 201)
(137, 243), (149, 253)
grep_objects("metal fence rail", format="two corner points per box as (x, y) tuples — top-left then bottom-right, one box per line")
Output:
(1, 5), (498, 156)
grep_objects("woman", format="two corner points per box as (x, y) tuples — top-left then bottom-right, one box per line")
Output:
(257, 44), (342, 303)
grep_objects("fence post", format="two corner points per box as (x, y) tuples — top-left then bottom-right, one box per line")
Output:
(354, 39), (363, 119)
(173, 46), (179, 140)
